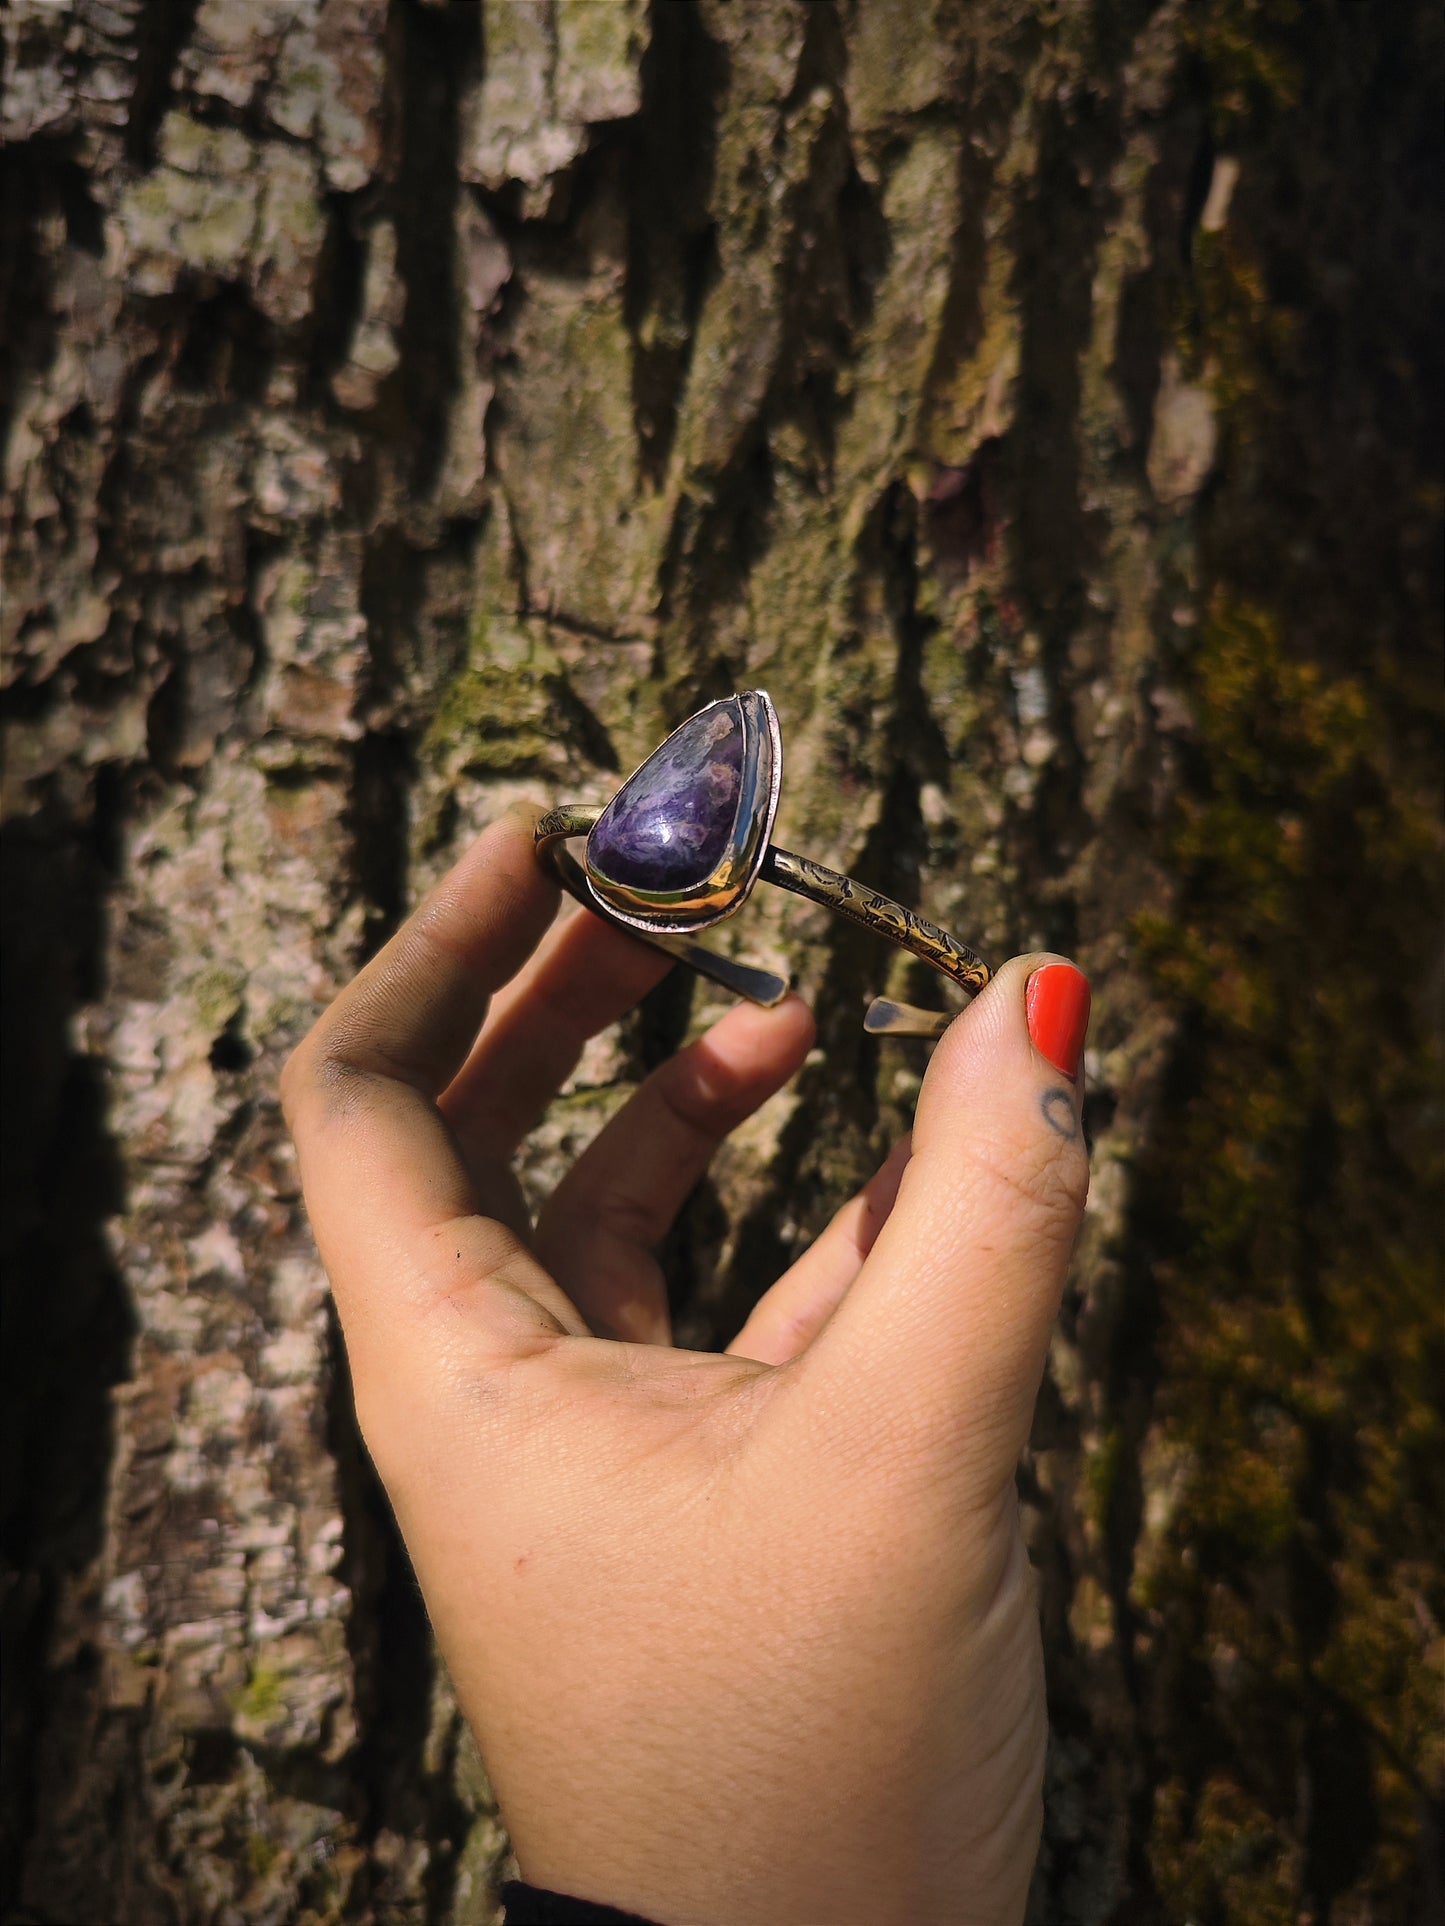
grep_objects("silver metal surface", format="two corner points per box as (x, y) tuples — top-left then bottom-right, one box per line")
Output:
(535, 690), (992, 1035)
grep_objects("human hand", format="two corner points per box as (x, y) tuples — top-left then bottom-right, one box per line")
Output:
(282, 805), (1090, 1926)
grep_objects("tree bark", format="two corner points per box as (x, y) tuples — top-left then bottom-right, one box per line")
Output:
(2, 2), (1439, 1923)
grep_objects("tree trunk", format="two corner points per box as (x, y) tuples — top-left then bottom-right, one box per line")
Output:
(2, 2), (1439, 1922)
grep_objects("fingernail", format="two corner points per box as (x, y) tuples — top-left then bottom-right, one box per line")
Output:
(1026, 964), (1090, 1080)
(500, 799), (543, 826)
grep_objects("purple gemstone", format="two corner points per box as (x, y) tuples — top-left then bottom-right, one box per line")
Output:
(589, 699), (746, 891)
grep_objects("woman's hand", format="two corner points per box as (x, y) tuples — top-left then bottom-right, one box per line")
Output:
(282, 804), (1089, 1926)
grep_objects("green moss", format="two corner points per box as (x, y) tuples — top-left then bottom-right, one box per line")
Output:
(232, 1662), (286, 1726)
(555, 0), (644, 75)
(422, 656), (558, 776)
(158, 110), (253, 181)
(254, 993), (310, 1044)
(286, 61), (326, 96)
(1084, 1424), (1125, 1533)
(1182, 0), (1303, 135)
(124, 177), (178, 224)
(1151, 1778), (1297, 1926)
(246, 1832), (279, 1879)
(1132, 3), (1444, 1913)
(191, 965), (246, 1033)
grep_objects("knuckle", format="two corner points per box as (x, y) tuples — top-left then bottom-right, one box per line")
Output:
(656, 1064), (727, 1140)
(655, 1035), (762, 1140)
(969, 1128), (1088, 1235)
(593, 1191), (666, 1248)
(279, 1025), (366, 1129)
(300, 1050), (383, 1124)
(543, 1191), (664, 1263)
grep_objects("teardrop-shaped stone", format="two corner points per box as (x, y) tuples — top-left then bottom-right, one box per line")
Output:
(589, 698), (746, 892)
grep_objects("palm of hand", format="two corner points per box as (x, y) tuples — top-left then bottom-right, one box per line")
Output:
(284, 808), (1086, 1926)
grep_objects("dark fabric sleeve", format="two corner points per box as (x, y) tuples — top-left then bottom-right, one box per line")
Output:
(499, 1878), (667, 1925)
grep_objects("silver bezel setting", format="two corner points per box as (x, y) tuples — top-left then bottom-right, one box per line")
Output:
(582, 690), (783, 936)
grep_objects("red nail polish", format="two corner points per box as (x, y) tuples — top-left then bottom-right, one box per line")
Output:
(1026, 964), (1090, 1080)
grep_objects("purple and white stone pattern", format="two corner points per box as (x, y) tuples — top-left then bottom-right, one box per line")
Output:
(588, 699), (746, 891)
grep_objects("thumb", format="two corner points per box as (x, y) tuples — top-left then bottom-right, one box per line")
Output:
(794, 954), (1090, 1502)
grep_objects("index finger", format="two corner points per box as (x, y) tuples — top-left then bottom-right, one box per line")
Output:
(281, 803), (583, 1364)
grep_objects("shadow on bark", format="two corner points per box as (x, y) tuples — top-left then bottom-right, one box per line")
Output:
(0, 781), (135, 1919)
